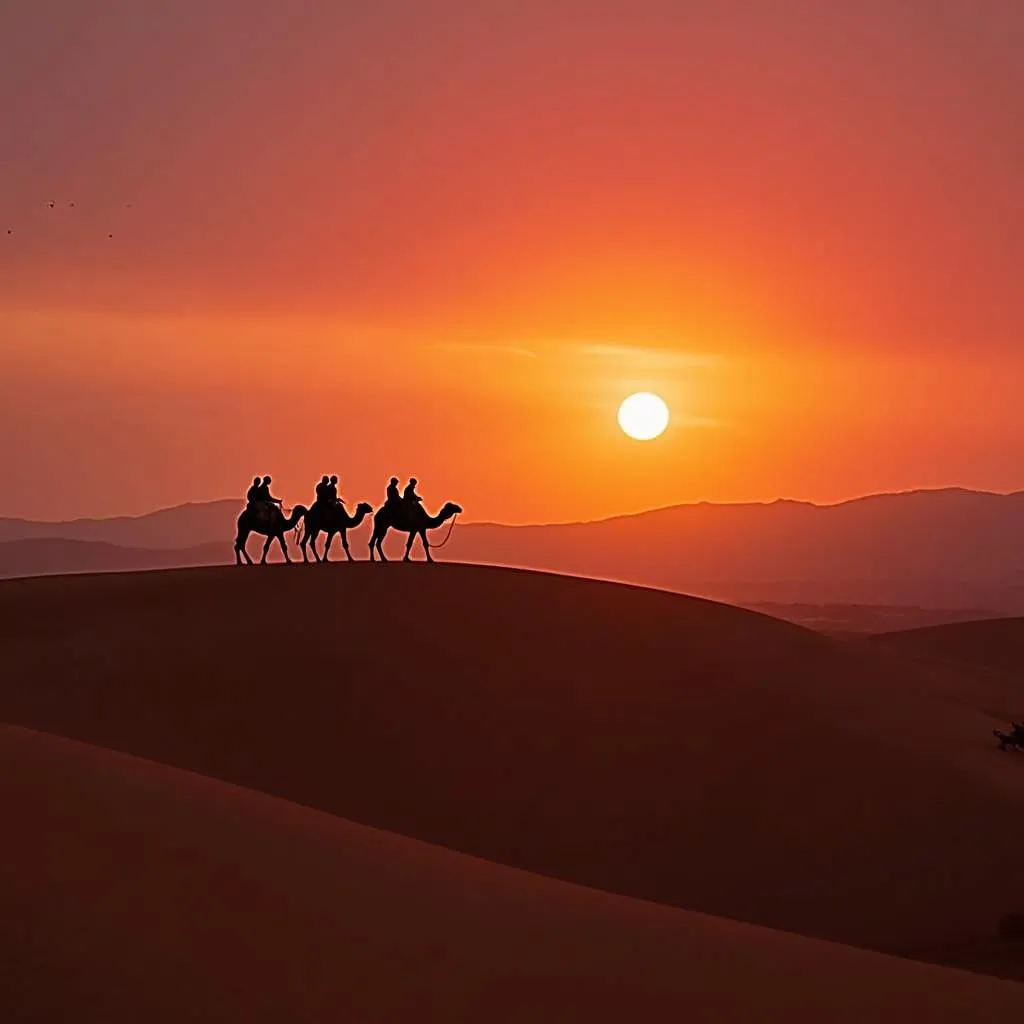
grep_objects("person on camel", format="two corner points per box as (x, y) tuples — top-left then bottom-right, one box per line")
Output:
(314, 475), (330, 508)
(245, 475), (263, 509)
(386, 477), (401, 508)
(254, 475), (283, 516)
(398, 477), (424, 525)
(403, 477), (423, 506)
(325, 475), (343, 506)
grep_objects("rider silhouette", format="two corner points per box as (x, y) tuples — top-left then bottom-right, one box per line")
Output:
(386, 477), (401, 507)
(245, 475), (262, 507)
(314, 475), (330, 507)
(403, 478), (423, 505)
(255, 475), (282, 507)
(326, 475), (342, 505)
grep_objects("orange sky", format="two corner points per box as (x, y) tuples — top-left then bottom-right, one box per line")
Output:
(1, 2), (1022, 522)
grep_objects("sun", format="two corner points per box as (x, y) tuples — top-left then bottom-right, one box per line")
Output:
(617, 392), (669, 441)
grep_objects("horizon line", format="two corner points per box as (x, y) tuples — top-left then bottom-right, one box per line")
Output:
(2, 484), (1022, 530)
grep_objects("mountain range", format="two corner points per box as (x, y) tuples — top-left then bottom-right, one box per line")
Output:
(2, 487), (1022, 627)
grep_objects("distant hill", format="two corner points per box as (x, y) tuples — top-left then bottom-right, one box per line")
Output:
(1, 488), (1022, 614)
(0, 500), (240, 549)
(447, 487), (1024, 606)
(0, 538), (228, 578)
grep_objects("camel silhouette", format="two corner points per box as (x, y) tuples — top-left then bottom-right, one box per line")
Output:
(300, 501), (374, 562)
(369, 500), (462, 562)
(234, 504), (308, 565)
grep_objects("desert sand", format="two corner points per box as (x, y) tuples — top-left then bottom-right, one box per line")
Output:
(866, 617), (1024, 678)
(859, 618), (1024, 726)
(2, 563), (1024, 965)
(4, 722), (1024, 1022)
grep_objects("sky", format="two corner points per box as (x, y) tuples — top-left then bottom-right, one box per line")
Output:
(1, 1), (1021, 523)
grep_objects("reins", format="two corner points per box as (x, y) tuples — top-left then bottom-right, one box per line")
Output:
(428, 514), (458, 548)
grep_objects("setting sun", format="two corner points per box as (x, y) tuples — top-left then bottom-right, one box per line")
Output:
(618, 392), (669, 441)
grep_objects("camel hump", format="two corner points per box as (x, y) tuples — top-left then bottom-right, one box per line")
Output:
(250, 501), (280, 525)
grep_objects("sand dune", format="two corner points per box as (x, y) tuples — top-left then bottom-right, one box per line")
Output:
(3, 722), (1023, 1022)
(858, 618), (1024, 726)
(866, 618), (1024, 678)
(2, 563), (1024, 958)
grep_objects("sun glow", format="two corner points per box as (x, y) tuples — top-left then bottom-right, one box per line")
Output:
(617, 392), (669, 441)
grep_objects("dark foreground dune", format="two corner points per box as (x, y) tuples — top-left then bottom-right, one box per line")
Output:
(2, 564), (1024, 961)
(4, 723), (1024, 1023)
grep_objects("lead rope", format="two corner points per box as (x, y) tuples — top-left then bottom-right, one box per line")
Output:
(428, 514), (458, 549)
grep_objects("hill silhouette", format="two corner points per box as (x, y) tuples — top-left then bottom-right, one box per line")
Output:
(0, 499), (239, 548)
(0, 537), (226, 578)
(2, 488), (1022, 613)
(6, 722), (1024, 1023)
(2, 563), (1024, 964)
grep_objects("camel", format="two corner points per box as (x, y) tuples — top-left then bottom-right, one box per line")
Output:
(300, 501), (374, 562)
(369, 500), (462, 562)
(234, 504), (307, 565)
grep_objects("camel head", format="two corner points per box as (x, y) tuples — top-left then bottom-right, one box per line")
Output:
(355, 501), (374, 516)
(439, 501), (463, 519)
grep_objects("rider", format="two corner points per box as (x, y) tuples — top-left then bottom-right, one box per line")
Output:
(314, 475), (330, 508)
(255, 475), (283, 508)
(386, 477), (401, 508)
(326, 474), (343, 506)
(403, 477), (423, 506)
(245, 475), (262, 508)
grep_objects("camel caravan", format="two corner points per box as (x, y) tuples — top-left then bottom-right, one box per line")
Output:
(234, 475), (462, 565)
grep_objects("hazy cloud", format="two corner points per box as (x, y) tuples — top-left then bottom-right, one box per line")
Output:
(431, 342), (539, 359)
(572, 344), (721, 366)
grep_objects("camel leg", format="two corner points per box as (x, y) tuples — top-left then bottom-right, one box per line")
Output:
(299, 529), (310, 564)
(421, 530), (434, 563)
(323, 530), (334, 562)
(235, 530), (253, 565)
(374, 527), (389, 562)
(310, 530), (322, 563)
(260, 534), (273, 564)
(277, 532), (292, 564)
(341, 529), (353, 561)
(403, 531), (416, 562)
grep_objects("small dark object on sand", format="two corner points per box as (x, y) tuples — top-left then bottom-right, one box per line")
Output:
(993, 723), (1024, 751)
